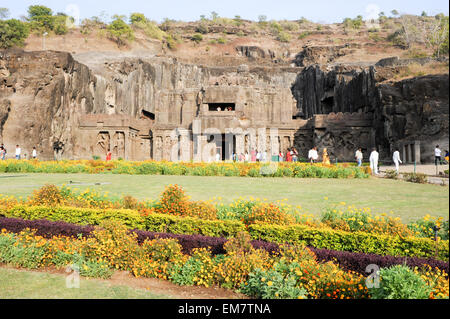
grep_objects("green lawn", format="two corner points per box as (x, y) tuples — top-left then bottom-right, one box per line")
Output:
(1, 173), (448, 223)
(0, 267), (170, 299)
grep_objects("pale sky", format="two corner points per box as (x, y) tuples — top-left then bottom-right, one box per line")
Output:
(1, 0), (449, 23)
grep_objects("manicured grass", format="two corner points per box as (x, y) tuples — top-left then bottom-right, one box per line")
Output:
(0, 267), (170, 299)
(1, 173), (448, 223)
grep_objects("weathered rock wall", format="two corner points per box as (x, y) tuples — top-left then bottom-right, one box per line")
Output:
(290, 61), (449, 162)
(378, 74), (449, 162)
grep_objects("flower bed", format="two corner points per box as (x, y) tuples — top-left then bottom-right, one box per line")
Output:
(1, 184), (448, 260)
(0, 159), (370, 178)
(3, 184), (448, 241)
(2, 204), (448, 260)
(1, 216), (448, 276)
(0, 222), (448, 299)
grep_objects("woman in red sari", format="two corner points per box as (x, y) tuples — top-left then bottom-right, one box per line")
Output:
(286, 148), (292, 162)
(106, 150), (112, 161)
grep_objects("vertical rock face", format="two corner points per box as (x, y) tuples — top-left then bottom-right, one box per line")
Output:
(291, 64), (378, 119)
(0, 50), (96, 159)
(290, 62), (449, 162)
(377, 74), (449, 162)
(0, 49), (448, 163)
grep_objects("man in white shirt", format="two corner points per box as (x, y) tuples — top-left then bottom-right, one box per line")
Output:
(355, 148), (363, 167)
(215, 152), (221, 162)
(308, 147), (319, 163)
(392, 149), (402, 173)
(32, 146), (37, 159)
(369, 148), (379, 175)
(435, 145), (442, 165)
(15, 145), (21, 160)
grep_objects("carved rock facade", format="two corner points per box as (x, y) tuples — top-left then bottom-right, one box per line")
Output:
(0, 49), (448, 163)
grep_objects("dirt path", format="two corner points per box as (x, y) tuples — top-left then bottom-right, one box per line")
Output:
(0, 264), (247, 299)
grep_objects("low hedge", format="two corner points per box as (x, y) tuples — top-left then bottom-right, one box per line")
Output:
(248, 223), (449, 261)
(2, 205), (448, 260)
(1, 216), (447, 275)
(2, 205), (246, 238)
(0, 216), (278, 255)
(3, 205), (146, 230)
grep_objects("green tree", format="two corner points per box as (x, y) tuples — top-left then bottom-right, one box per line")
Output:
(210, 11), (219, 22)
(130, 13), (147, 24)
(391, 10), (399, 16)
(27, 5), (54, 32)
(28, 5), (53, 18)
(425, 14), (449, 57)
(107, 15), (134, 46)
(421, 11), (427, 17)
(53, 13), (71, 35)
(0, 19), (30, 48)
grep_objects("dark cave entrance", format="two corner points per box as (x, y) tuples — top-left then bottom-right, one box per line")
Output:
(141, 110), (155, 120)
(321, 96), (334, 114)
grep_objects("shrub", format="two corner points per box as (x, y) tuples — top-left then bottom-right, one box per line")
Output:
(277, 31), (291, 43)
(154, 184), (190, 217)
(107, 16), (134, 46)
(187, 200), (217, 220)
(242, 267), (307, 299)
(298, 31), (310, 40)
(384, 169), (399, 179)
(191, 33), (203, 43)
(83, 220), (141, 271)
(29, 184), (64, 207)
(245, 203), (295, 226)
(403, 172), (428, 184)
(370, 265), (432, 299)
(169, 247), (215, 287)
(216, 233), (273, 289)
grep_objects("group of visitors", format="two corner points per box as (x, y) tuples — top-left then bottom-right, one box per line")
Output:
(279, 148), (300, 162)
(216, 106), (234, 112)
(0, 144), (38, 160)
(306, 146), (331, 165)
(231, 149), (268, 163)
(358, 145), (450, 176)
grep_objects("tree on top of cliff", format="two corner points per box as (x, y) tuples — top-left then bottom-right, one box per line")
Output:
(129, 12), (166, 41)
(0, 19), (29, 49)
(26, 5), (70, 35)
(107, 15), (134, 47)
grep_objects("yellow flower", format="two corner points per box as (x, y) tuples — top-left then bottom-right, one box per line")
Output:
(267, 281), (273, 286)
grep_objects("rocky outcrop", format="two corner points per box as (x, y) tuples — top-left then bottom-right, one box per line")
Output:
(293, 44), (351, 67)
(235, 46), (276, 61)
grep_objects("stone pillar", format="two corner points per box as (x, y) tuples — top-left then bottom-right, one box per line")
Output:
(236, 134), (245, 156)
(257, 128), (266, 153)
(414, 141), (421, 164)
(402, 144), (408, 163)
(180, 131), (191, 162)
(249, 129), (257, 153)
